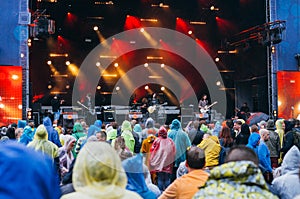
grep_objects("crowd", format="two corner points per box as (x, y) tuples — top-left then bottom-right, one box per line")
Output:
(0, 115), (299, 199)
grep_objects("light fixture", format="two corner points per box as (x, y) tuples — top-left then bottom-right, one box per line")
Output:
(215, 57), (220, 62)
(161, 86), (165, 91)
(140, 28), (145, 33)
(65, 61), (71, 65)
(93, 26), (99, 31)
(47, 60), (52, 65)
(145, 85), (149, 90)
(144, 63), (148, 67)
(116, 86), (120, 91)
(114, 63), (119, 67)
(97, 85), (101, 90)
(161, 63), (165, 68)
(188, 30), (193, 35)
(96, 62), (101, 67)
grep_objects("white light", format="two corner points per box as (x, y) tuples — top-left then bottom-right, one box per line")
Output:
(216, 81), (221, 86)
(116, 86), (120, 91)
(47, 60), (52, 65)
(161, 63), (165, 68)
(65, 61), (71, 66)
(20, 53), (24, 58)
(144, 63), (148, 67)
(140, 28), (145, 33)
(278, 100), (282, 106)
(96, 62), (101, 67)
(18, 105), (22, 109)
(93, 26), (99, 31)
(290, 80), (296, 83)
(188, 30), (193, 35)
(161, 86), (165, 91)
(97, 86), (101, 90)
(114, 63), (119, 67)
(215, 57), (220, 62)
(12, 75), (19, 80)
(0, 104), (4, 109)
(145, 85), (149, 90)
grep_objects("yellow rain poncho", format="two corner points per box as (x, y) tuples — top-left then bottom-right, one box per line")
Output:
(27, 124), (58, 159)
(61, 142), (142, 199)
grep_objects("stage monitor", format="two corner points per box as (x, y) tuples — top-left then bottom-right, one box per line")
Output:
(277, 71), (300, 119)
(0, 66), (22, 126)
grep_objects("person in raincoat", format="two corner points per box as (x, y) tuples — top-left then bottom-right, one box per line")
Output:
(61, 142), (141, 199)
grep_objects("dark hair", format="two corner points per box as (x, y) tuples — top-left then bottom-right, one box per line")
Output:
(225, 145), (259, 165)
(219, 126), (233, 146)
(97, 131), (107, 140)
(186, 146), (205, 169)
(6, 128), (16, 140)
(251, 125), (259, 133)
(226, 119), (234, 129)
(241, 123), (250, 135)
(284, 120), (295, 133)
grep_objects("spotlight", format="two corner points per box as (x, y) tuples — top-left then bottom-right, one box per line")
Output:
(65, 61), (71, 65)
(161, 86), (165, 91)
(216, 81), (221, 86)
(11, 74), (19, 80)
(114, 63), (119, 67)
(47, 60), (52, 65)
(144, 63), (148, 67)
(18, 105), (22, 109)
(96, 62), (101, 67)
(97, 85), (101, 90)
(47, 84), (52, 89)
(66, 84), (70, 89)
(140, 28), (145, 33)
(188, 30), (193, 35)
(116, 86), (120, 91)
(20, 53), (24, 58)
(161, 63), (165, 68)
(93, 26), (99, 31)
(215, 57), (220, 62)
(145, 85), (149, 90)
(0, 104), (4, 109)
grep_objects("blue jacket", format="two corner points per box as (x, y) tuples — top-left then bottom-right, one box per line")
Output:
(246, 133), (261, 155)
(19, 126), (35, 145)
(43, 117), (62, 147)
(258, 140), (272, 172)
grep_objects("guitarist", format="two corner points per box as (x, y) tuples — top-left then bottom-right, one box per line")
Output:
(198, 94), (209, 113)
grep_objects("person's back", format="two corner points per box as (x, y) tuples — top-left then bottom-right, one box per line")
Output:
(197, 135), (221, 167)
(266, 120), (280, 168)
(193, 146), (278, 199)
(159, 146), (209, 199)
(271, 146), (300, 199)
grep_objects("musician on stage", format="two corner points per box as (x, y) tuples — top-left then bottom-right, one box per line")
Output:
(198, 94), (209, 111)
(51, 94), (64, 123)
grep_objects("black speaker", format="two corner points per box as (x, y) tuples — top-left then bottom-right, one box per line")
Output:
(103, 110), (115, 122)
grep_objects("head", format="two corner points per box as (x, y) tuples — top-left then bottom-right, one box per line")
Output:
(15, 128), (23, 140)
(225, 145), (259, 165)
(6, 128), (16, 139)
(233, 120), (242, 131)
(266, 119), (275, 130)
(240, 123), (250, 135)
(158, 126), (168, 138)
(251, 125), (259, 133)
(96, 131), (107, 142)
(284, 120), (295, 133)
(259, 129), (270, 141)
(186, 146), (205, 170)
(202, 94), (207, 100)
(258, 121), (267, 129)
(219, 126), (231, 139)
(145, 117), (155, 128)
(34, 125), (48, 140)
(121, 120), (132, 132)
(243, 102), (248, 107)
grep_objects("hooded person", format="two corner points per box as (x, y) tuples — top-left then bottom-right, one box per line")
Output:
(133, 124), (143, 143)
(106, 125), (117, 144)
(120, 120), (135, 153)
(168, 119), (191, 181)
(19, 123), (36, 145)
(246, 133), (261, 155)
(61, 142), (141, 199)
(27, 124), (59, 159)
(59, 135), (76, 177)
(150, 126), (176, 191)
(71, 122), (86, 157)
(122, 153), (156, 199)
(17, 120), (27, 129)
(271, 146), (300, 199)
(141, 117), (158, 142)
(197, 134), (221, 168)
(0, 141), (61, 199)
(75, 124), (100, 155)
(43, 117), (62, 147)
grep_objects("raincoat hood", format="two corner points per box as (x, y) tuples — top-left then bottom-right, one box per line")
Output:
(94, 120), (102, 128)
(145, 118), (155, 129)
(281, 146), (300, 175)
(71, 142), (129, 198)
(34, 124), (48, 140)
(73, 122), (84, 133)
(17, 120), (27, 128)
(43, 117), (52, 127)
(170, 119), (181, 130)
(121, 120), (132, 132)
(247, 133), (261, 147)
(133, 124), (142, 133)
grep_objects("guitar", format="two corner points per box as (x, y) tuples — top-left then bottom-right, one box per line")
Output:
(199, 101), (218, 113)
(77, 101), (96, 115)
(147, 102), (168, 114)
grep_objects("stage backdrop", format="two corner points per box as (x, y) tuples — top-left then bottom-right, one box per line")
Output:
(277, 71), (300, 119)
(0, 66), (22, 126)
